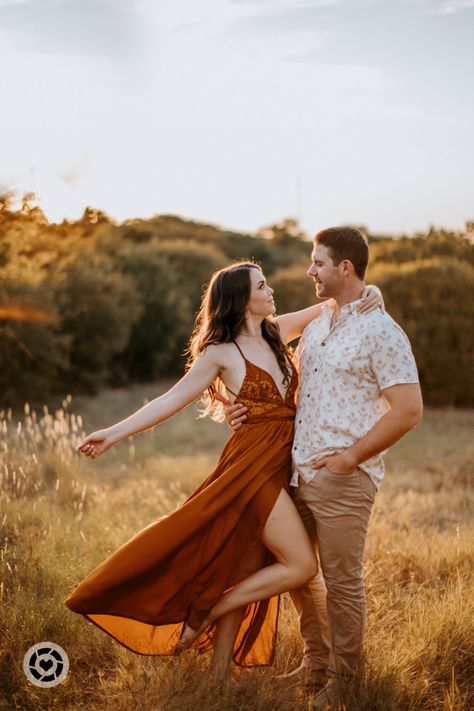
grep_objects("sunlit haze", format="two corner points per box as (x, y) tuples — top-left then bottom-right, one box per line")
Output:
(1, 0), (473, 233)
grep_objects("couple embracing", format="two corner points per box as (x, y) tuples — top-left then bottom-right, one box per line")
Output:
(65, 227), (422, 709)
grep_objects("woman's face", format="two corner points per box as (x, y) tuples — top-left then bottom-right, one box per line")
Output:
(246, 267), (275, 318)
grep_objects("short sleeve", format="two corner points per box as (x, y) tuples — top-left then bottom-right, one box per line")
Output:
(370, 316), (419, 390)
(292, 334), (304, 372)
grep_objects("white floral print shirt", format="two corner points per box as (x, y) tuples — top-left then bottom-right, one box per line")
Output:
(290, 297), (420, 489)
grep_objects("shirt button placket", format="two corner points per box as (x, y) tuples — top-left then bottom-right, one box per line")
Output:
(315, 347), (324, 399)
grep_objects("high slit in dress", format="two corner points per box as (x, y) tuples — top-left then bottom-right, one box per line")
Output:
(64, 341), (298, 667)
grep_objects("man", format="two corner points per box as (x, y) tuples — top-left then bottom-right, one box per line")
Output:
(225, 227), (422, 709)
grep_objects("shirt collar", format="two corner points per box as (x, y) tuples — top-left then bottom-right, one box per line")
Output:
(323, 294), (365, 318)
(341, 295), (365, 316)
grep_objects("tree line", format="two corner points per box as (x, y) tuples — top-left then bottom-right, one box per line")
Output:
(1, 195), (473, 407)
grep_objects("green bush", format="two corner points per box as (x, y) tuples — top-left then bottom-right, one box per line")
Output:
(0, 276), (70, 405)
(368, 258), (474, 406)
(269, 263), (317, 317)
(1, 197), (473, 406)
(370, 229), (474, 268)
(115, 241), (226, 380)
(56, 258), (141, 392)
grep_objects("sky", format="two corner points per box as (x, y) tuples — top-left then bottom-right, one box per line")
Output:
(0, 0), (473, 234)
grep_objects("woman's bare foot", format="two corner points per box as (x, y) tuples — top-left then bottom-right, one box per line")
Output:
(174, 618), (210, 655)
(209, 663), (228, 684)
(209, 668), (239, 689)
(221, 675), (239, 689)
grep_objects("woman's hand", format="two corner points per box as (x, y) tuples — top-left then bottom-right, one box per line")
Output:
(76, 429), (118, 459)
(357, 285), (385, 314)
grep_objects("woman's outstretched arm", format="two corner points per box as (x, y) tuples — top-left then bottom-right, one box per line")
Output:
(275, 285), (383, 344)
(76, 347), (221, 459)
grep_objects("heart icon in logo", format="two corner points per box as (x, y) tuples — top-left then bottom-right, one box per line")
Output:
(23, 642), (70, 687)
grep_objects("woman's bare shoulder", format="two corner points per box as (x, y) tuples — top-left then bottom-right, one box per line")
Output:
(200, 342), (238, 369)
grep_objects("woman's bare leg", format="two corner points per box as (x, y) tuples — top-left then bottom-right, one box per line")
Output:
(209, 543), (266, 680)
(209, 607), (246, 682)
(209, 489), (317, 617)
(177, 489), (317, 650)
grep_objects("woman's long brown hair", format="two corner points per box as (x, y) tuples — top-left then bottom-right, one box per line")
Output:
(186, 260), (293, 421)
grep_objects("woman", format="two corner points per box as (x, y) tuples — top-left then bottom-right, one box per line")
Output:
(65, 261), (382, 682)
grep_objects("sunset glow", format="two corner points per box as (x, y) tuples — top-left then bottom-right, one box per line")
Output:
(1, 0), (473, 232)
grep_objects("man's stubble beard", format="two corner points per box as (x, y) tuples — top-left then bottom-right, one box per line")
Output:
(316, 283), (332, 299)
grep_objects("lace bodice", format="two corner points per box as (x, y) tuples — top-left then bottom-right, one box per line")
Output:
(227, 343), (298, 421)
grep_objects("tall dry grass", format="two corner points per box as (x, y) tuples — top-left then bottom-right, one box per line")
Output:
(1, 388), (473, 710)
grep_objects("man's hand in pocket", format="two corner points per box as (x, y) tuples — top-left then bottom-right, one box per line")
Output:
(311, 451), (357, 475)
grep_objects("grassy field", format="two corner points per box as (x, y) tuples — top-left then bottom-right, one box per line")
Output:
(1, 384), (473, 710)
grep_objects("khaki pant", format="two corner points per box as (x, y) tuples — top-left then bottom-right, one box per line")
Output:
(290, 466), (377, 678)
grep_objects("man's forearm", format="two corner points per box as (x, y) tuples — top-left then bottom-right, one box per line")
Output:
(346, 407), (421, 467)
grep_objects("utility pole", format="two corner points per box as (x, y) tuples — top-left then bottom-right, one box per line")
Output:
(296, 175), (303, 225)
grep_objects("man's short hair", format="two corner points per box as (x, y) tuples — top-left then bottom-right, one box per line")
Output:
(315, 227), (369, 280)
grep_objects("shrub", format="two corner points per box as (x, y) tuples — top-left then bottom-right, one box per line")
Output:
(368, 258), (474, 406)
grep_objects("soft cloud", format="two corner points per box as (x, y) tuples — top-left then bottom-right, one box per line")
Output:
(431, 0), (474, 13)
(0, 0), (149, 62)
(230, 0), (474, 16)
(0, 33), (118, 176)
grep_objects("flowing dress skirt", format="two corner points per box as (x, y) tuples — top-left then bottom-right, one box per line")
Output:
(64, 413), (294, 667)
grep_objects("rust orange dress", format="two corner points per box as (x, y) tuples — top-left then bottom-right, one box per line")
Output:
(64, 342), (298, 667)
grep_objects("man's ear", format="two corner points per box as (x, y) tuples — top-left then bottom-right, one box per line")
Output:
(340, 259), (355, 276)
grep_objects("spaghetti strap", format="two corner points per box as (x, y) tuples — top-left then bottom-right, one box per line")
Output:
(233, 340), (247, 361)
(224, 341), (247, 398)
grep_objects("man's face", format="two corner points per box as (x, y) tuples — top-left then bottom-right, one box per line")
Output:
(307, 243), (342, 299)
